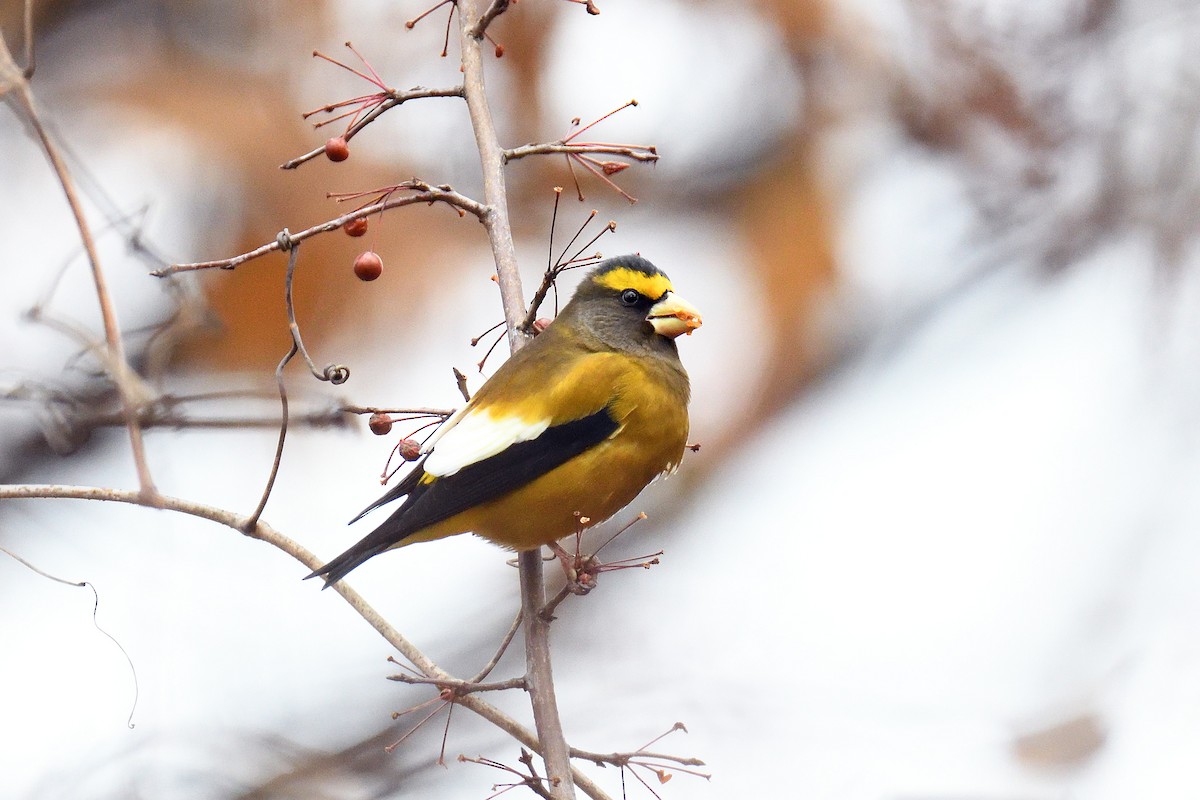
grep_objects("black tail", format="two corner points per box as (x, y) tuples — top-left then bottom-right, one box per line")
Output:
(307, 459), (430, 588)
(304, 541), (391, 588)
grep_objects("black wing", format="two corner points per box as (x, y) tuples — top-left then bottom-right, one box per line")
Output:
(307, 407), (619, 586)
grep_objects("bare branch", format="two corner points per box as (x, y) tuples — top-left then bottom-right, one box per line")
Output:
(153, 181), (487, 277)
(570, 747), (707, 770)
(504, 142), (658, 164)
(469, 0), (512, 39)
(457, 0), (528, 353)
(281, 84), (464, 170)
(470, 609), (522, 683)
(518, 549), (575, 798)
(387, 673), (526, 694)
(0, 483), (613, 799)
(21, 0), (34, 78)
(341, 404), (456, 418)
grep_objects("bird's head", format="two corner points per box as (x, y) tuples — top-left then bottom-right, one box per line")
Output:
(559, 255), (702, 356)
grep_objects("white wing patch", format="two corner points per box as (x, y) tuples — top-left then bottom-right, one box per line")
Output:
(422, 408), (551, 478)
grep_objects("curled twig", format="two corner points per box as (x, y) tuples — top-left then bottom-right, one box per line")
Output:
(0, 546), (139, 729)
(243, 242), (348, 532)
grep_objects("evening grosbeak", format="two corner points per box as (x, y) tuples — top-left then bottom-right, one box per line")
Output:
(308, 255), (702, 586)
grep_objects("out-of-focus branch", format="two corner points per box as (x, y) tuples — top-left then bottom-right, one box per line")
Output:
(1, 37), (157, 500)
(20, 0), (34, 77)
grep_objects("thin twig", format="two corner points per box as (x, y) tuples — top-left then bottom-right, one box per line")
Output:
(21, 0), (34, 78)
(460, 753), (554, 800)
(540, 585), (571, 621)
(242, 241), (350, 531)
(342, 404), (456, 417)
(279, 235), (351, 385)
(470, 609), (523, 683)
(384, 698), (450, 753)
(63, 410), (349, 431)
(469, 0), (511, 38)
(503, 142), (658, 164)
(153, 182), (487, 277)
(570, 747), (707, 770)
(244, 340), (295, 533)
(520, 214), (612, 331)
(281, 85), (464, 170)
(388, 674), (526, 694)
(0, 545), (140, 728)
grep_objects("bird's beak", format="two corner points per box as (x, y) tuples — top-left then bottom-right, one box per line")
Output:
(647, 292), (703, 338)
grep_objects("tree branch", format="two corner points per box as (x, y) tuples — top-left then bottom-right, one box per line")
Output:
(281, 84), (464, 170)
(503, 142), (658, 164)
(387, 673), (526, 694)
(456, 2), (576, 797)
(457, 0), (529, 354)
(4, 44), (157, 499)
(469, 0), (511, 39)
(0, 483), (612, 799)
(152, 181), (487, 277)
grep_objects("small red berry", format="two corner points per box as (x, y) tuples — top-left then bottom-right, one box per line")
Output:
(397, 438), (421, 461)
(324, 136), (350, 162)
(368, 412), (393, 435)
(354, 251), (383, 281)
(494, 44), (505, 58)
(343, 217), (369, 237)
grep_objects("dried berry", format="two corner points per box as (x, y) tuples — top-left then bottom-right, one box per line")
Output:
(368, 412), (393, 435)
(343, 217), (369, 237)
(324, 136), (350, 162)
(397, 438), (421, 461)
(354, 251), (383, 281)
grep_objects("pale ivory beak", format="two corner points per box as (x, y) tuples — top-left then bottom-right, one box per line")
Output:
(647, 292), (703, 338)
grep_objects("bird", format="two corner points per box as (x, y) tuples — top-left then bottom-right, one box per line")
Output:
(307, 254), (702, 587)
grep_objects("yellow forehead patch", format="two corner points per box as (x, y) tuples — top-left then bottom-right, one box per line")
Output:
(592, 267), (674, 300)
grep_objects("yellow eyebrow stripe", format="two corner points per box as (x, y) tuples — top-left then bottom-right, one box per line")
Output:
(592, 267), (674, 300)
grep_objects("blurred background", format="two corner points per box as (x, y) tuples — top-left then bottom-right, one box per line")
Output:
(3, 0), (1200, 797)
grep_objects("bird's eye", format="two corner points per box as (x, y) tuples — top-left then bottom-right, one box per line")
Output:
(620, 289), (641, 306)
